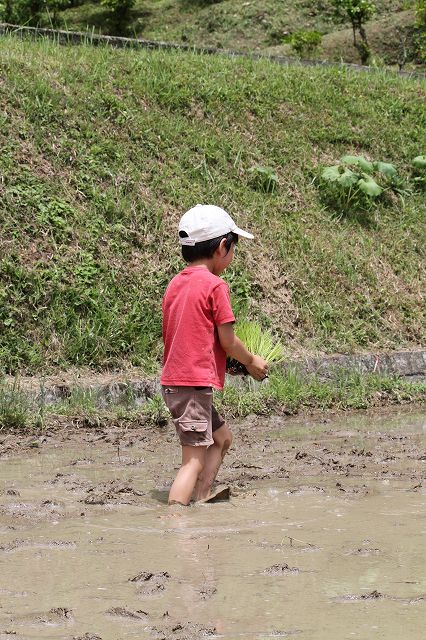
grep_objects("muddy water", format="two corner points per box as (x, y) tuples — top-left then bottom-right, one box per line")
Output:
(0, 408), (425, 640)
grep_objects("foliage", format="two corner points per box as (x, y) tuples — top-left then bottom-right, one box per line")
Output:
(332, 0), (376, 24)
(416, 0), (426, 25)
(320, 155), (411, 213)
(412, 155), (426, 187)
(180, 0), (223, 6)
(412, 155), (426, 168)
(100, 0), (135, 17)
(332, 0), (376, 63)
(414, 1), (426, 62)
(284, 30), (323, 56)
(0, 0), (43, 24)
(0, 0), (72, 24)
(248, 165), (279, 194)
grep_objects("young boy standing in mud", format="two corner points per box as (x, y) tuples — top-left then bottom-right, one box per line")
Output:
(161, 204), (268, 506)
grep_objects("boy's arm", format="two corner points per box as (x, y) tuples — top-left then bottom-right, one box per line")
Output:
(217, 323), (268, 381)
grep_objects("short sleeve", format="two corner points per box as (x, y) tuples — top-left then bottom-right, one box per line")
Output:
(211, 282), (235, 326)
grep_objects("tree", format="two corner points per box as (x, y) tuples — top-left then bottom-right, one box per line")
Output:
(415, 0), (426, 63)
(332, 0), (376, 64)
(416, 0), (426, 25)
(45, 1), (72, 24)
(0, 0), (44, 25)
(101, 0), (135, 20)
(0, 0), (74, 26)
(0, 0), (13, 22)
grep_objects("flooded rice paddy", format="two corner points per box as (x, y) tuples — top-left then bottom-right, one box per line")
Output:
(0, 407), (425, 640)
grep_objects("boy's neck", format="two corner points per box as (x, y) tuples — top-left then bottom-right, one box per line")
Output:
(187, 259), (215, 273)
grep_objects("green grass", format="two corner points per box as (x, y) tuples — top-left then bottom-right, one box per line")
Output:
(35, 0), (423, 69)
(1, 370), (424, 431)
(0, 35), (425, 375)
(216, 368), (426, 417)
(0, 378), (33, 430)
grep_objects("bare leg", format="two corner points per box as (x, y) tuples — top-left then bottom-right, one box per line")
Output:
(168, 446), (207, 506)
(194, 424), (232, 501)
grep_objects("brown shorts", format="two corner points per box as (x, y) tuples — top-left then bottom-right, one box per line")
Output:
(161, 386), (225, 447)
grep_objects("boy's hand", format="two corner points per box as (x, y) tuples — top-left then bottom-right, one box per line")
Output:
(246, 355), (269, 381)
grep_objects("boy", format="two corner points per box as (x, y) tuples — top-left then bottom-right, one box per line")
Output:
(161, 204), (268, 505)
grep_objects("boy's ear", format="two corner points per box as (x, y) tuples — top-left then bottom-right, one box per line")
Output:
(213, 238), (226, 257)
(216, 237), (228, 256)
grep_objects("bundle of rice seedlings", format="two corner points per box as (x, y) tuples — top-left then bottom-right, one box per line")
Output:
(226, 321), (284, 375)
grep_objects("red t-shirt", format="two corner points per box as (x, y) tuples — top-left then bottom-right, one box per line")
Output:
(161, 266), (235, 390)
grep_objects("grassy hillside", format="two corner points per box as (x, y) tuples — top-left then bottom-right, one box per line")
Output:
(45, 0), (423, 69)
(0, 35), (425, 375)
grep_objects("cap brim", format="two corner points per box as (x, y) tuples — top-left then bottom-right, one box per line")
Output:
(234, 226), (254, 240)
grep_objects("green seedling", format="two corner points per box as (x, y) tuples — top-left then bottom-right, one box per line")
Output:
(226, 321), (284, 376)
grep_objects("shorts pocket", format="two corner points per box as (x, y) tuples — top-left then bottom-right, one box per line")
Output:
(179, 420), (208, 433)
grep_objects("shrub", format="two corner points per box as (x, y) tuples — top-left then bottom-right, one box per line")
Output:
(284, 30), (323, 56)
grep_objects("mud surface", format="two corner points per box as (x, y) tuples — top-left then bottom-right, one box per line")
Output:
(0, 406), (425, 639)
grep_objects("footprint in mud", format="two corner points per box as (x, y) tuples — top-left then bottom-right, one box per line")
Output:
(11, 607), (73, 626)
(149, 621), (216, 640)
(0, 587), (31, 598)
(0, 500), (66, 522)
(83, 480), (146, 505)
(106, 607), (148, 621)
(0, 488), (20, 496)
(0, 539), (76, 552)
(263, 563), (301, 576)
(222, 469), (271, 487)
(72, 634), (102, 640)
(346, 547), (382, 556)
(334, 591), (426, 604)
(252, 539), (320, 554)
(129, 571), (171, 597)
(49, 472), (93, 492)
(261, 631), (302, 638)
(70, 458), (95, 466)
(287, 485), (325, 495)
(198, 584), (217, 600)
(106, 456), (146, 467)
(407, 483), (424, 492)
(335, 482), (369, 497)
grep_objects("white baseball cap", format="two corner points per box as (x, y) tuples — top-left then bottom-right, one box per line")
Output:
(178, 204), (254, 246)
